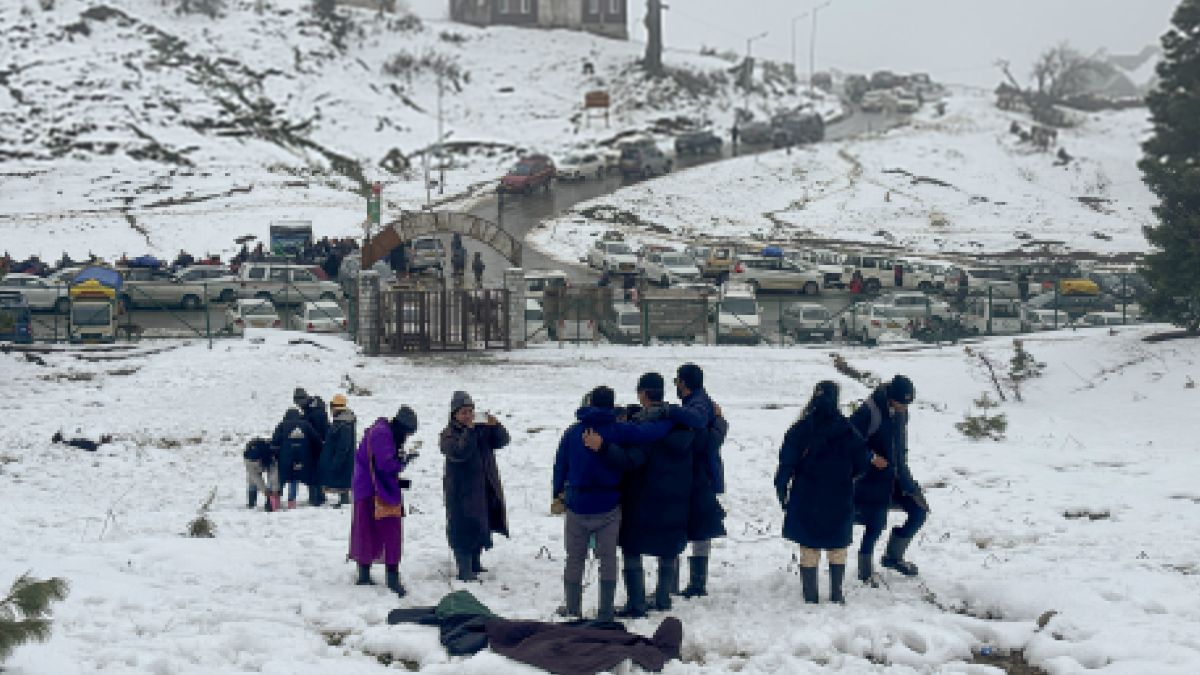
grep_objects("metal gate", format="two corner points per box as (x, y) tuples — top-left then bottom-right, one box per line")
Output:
(379, 289), (509, 353)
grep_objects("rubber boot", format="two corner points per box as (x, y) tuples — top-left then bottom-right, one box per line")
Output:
(385, 564), (406, 597)
(472, 549), (487, 574)
(616, 563), (647, 618)
(247, 485), (258, 510)
(800, 567), (819, 604)
(650, 557), (677, 611)
(267, 493), (280, 512)
(556, 580), (583, 618)
(881, 531), (919, 576)
(454, 549), (478, 582)
(681, 556), (708, 598)
(596, 580), (617, 623)
(857, 552), (874, 585)
(829, 564), (847, 604)
(356, 563), (375, 586)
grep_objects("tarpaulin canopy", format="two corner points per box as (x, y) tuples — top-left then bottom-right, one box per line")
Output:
(73, 266), (123, 290)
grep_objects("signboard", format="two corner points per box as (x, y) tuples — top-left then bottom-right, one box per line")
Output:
(584, 90), (610, 109)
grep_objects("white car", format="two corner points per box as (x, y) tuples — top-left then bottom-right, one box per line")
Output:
(602, 302), (642, 344)
(642, 251), (702, 287)
(879, 292), (953, 320)
(587, 241), (638, 274)
(177, 265), (240, 303)
(225, 299), (281, 334)
(0, 273), (69, 312)
(716, 285), (761, 345)
(292, 301), (348, 333)
(781, 302), (834, 342)
(850, 303), (911, 344)
(1078, 310), (1137, 327)
(730, 256), (822, 295)
(1024, 307), (1069, 331)
(557, 153), (606, 181)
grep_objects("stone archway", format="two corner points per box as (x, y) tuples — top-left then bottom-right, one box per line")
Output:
(361, 210), (522, 269)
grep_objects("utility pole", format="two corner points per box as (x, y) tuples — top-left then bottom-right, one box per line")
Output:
(437, 70), (445, 195)
(809, 1), (831, 94)
(644, 0), (664, 76)
(744, 31), (768, 117)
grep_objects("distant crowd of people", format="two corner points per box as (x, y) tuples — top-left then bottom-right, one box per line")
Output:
(243, 364), (927, 617)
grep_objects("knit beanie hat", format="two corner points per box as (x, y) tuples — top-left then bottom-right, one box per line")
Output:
(451, 390), (474, 413)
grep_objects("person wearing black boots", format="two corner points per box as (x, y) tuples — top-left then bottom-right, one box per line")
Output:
(349, 406), (419, 596)
(441, 391), (511, 583)
(851, 375), (928, 584)
(775, 381), (873, 604)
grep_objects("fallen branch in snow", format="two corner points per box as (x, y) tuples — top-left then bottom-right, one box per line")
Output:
(964, 347), (1007, 402)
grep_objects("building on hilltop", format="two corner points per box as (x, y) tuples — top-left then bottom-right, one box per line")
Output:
(449, 0), (628, 40)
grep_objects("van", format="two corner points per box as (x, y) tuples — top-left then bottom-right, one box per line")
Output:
(238, 262), (342, 305)
(716, 284), (760, 345)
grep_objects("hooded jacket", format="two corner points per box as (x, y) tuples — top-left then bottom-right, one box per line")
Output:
(272, 409), (321, 484)
(441, 416), (511, 551)
(320, 408), (357, 491)
(850, 385), (917, 508)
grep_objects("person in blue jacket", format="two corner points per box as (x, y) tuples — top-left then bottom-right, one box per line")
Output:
(775, 381), (874, 603)
(667, 362), (728, 599)
(850, 375), (928, 583)
(294, 388), (330, 506)
(273, 407), (322, 509)
(552, 385), (674, 622)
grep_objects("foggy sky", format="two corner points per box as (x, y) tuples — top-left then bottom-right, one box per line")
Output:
(630, 0), (1178, 87)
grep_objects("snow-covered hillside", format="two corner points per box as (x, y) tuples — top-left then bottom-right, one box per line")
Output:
(3, 327), (1199, 673)
(0, 0), (832, 261)
(532, 89), (1154, 263)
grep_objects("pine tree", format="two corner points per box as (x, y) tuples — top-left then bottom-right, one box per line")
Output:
(0, 574), (69, 663)
(1138, 0), (1200, 332)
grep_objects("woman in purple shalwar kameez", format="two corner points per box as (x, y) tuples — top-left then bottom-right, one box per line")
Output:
(349, 406), (418, 596)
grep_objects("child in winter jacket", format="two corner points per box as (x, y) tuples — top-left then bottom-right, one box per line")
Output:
(243, 437), (280, 511)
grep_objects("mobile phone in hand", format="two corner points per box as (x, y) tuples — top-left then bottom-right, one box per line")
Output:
(474, 411), (490, 425)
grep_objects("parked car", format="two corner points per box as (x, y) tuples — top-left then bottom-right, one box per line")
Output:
(962, 296), (1023, 335)
(619, 144), (672, 178)
(696, 245), (737, 280)
(643, 251), (703, 287)
(1024, 307), (1070, 331)
(674, 130), (723, 155)
(601, 302), (642, 344)
(409, 237), (446, 273)
(499, 154), (556, 193)
(716, 284), (761, 345)
(587, 240), (639, 274)
(849, 303), (910, 344)
(781, 302), (834, 342)
(860, 89), (895, 112)
(771, 112), (825, 147)
(237, 262), (342, 305)
(524, 298), (548, 343)
(1059, 278), (1101, 296)
(960, 267), (1020, 298)
(524, 270), (569, 301)
(739, 121), (774, 145)
(1078, 310), (1138, 327)
(557, 152), (606, 181)
(879, 291), (953, 320)
(730, 255), (822, 295)
(1026, 291), (1108, 318)
(177, 265), (240, 303)
(116, 266), (210, 311)
(225, 298), (281, 335)
(0, 273), (68, 313)
(291, 301), (348, 333)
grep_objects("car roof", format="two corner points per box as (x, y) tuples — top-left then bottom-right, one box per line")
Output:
(525, 298), (543, 308)
(304, 301), (341, 309)
(2, 273), (40, 279)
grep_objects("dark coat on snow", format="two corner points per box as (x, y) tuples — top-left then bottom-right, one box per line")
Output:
(775, 408), (870, 549)
(243, 437), (275, 467)
(299, 396), (330, 443)
(685, 416), (728, 542)
(552, 406), (673, 516)
(319, 408), (357, 491)
(441, 419), (511, 552)
(603, 404), (695, 558)
(850, 386), (917, 510)
(273, 409), (321, 484)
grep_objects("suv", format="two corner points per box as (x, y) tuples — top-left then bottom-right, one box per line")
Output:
(619, 144), (672, 178)
(409, 237), (446, 273)
(781, 302), (834, 342)
(117, 266), (210, 311)
(716, 283), (761, 345)
(237, 263), (341, 305)
(0, 273), (68, 313)
(878, 291), (952, 320)
(500, 155), (556, 193)
(674, 130), (722, 156)
(642, 251), (702, 287)
(587, 241), (638, 274)
(730, 256), (822, 295)
(771, 112), (825, 147)
(176, 265), (240, 303)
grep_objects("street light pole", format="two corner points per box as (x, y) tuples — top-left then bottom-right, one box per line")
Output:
(437, 70), (445, 195)
(809, 1), (831, 94)
(744, 31), (768, 117)
(791, 14), (805, 85)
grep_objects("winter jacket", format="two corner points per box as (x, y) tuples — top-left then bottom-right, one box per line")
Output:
(669, 387), (726, 494)
(319, 408), (357, 491)
(299, 396), (330, 442)
(441, 420), (511, 552)
(775, 410), (870, 549)
(243, 438), (275, 467)
(603, 404), (695, 557)
(552, 406), (673, 516)
(272, 409), (321, 484)
(351, 417), (408, 507)
(686, 416), (728, 542)
(850, 386), (918, 509)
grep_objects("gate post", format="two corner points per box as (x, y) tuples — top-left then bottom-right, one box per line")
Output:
(358, 270), (381, 356)
(505, 267), (525, 349)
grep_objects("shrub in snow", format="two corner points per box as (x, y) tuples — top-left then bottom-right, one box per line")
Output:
(186, 488), (218, 538)
(1008, 339), (1045, 402)
(956, 393), (1007, 441)
(0, 574), (69, 663)
(169, 0), (226, 19)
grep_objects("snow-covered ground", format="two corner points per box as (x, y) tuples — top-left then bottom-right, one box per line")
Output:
(3, 327), (1200, 674)
(0, 0), (834, 261)
(532, 89), (1154, 264)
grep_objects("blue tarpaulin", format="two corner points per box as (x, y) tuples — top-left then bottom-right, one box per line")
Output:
(73, 267), (123, 290)
(761, 246), (784, 258)
(129, 255), (162, 268)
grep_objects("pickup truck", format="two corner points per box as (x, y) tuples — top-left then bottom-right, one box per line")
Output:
(116, 267), (210, 310)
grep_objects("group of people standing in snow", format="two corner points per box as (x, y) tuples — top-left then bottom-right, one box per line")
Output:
(240, 365), (928, 615)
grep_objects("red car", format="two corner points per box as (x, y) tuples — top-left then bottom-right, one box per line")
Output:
(499, 154), (556, 193)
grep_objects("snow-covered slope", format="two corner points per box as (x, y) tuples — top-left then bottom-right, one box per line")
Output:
(0, 0), (833, 261)
(2, 327), (1199, 673)
(533, 88), (1154, 263)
